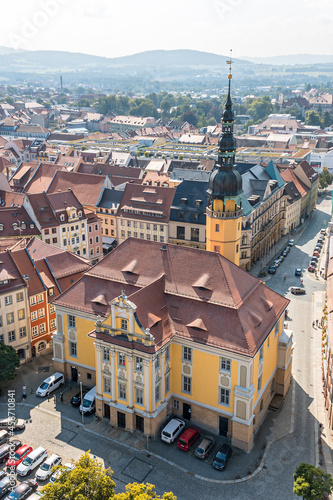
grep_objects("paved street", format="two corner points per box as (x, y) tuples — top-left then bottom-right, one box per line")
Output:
(0, 191), (332, 499)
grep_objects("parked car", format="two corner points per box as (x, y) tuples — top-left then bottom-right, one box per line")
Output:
(36, 373), (64, 397)
(0, 419), (25, 432)
(212, 443), (233, 471)
(16, 447), (47, 476)
(36, 454), (62, 481)
(268, 266), (276, 274)
(0, 472), (6, 482)
(313, 251), (319, 257)
(320, 229), (326, 235)
(278, 255), (284, 263)
(285, 246), (290, 253)
(288, 239), (295, 246)
(177, 427), (201, 451)
(3, 479), (37, 500)
(50, 463), (74, 484)
(71, 391), (87, 407)
(161, 418), (185, 444)
(194, 436), (215, 459)
(282, 250), (288, 257)
(0, 440), (22, 463)
(0, 431), (8, 446)
(79, 386), (96, 415)
(291, 287), (306, 295)
(274, 260), (280, 268)
(0, 476), (12, 500)
(295, 268), (302, 276)
(308, 264), (316, 273)
(6, 445), (32, 471)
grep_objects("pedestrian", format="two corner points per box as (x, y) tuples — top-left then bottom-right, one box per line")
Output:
(47, 392), (50, 401)
(60, 392), (63, 403)
(316, 319), (319, 326)
(312, 321), (315, 328)
(54, 394), (56, 405)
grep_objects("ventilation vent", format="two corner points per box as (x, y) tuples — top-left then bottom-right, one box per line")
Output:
(192, 273), (212, 291)
(260, 296), (273, 311)
(148, 312), (161, 328)
(248, 310), (262, 327)
(121, 259), (138, 275)
(91, 294), (108, 306)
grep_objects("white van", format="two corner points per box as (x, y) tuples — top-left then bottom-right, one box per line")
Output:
(16, 446), (48, 476)
(79, 386), (96, 415)
(36, 372), (64, 397)
(161, 418), (185, 444)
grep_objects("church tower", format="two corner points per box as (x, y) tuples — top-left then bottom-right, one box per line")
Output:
(206, 52), (243, 266)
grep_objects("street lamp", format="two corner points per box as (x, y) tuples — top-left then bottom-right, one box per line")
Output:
(78, 373), (84, 425)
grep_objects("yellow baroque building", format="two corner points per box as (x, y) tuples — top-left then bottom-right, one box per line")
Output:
(52, 238), (292, 452)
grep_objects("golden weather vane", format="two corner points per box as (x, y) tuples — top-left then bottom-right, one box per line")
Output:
(226, 49), (233, 80)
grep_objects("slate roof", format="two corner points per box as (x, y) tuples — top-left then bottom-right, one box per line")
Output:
(170, 180), (208, 225)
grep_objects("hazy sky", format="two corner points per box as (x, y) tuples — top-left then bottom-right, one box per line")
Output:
(2, 0), (333, 58)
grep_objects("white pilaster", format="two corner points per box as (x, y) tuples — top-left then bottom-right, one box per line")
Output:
(128, 355), (133, 408)
(95, 342), (102, 394)
(111, 350), (116, 402)
(161, 350), (166, 403)
(144, 360), (150, 411)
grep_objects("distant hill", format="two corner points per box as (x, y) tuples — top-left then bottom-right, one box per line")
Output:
(242, 54), (333, 65)
(0, 49), (250, 73)
(0, 46), (22, 56)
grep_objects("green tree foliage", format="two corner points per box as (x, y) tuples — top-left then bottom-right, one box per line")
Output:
(0, 343), (20, 381)
(293, 463), (333, 499)
(77, 99), (91, 108)
(115, 483), (177, 500)
(319, 169), (333, 189)
(245, 96), (277, 122)
(42, 453), (115, 500)
(42, 453), (176, 500)
(305, 110), (323, 127)
(180, 110), (198, 126)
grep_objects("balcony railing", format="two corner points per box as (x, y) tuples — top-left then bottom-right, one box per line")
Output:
(206, 207), (242, 219)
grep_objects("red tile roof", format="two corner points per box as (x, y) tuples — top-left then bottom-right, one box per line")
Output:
(47, 170), (108, 207)
(55, 239), (289, 357)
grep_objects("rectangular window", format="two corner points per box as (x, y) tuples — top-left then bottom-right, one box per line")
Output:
(165, 374), (170, 393)
(155, 383), (160, 403)
(147, 234), (151, 240)
(214, 245), (220, 253)
(70, 342), (77, 357)
(45, 239), (50, 244)
(121, 319), (127, 330)
(95, 224), (98, 231)
(160, 236), (164, 243)
(155, 354), (160, 369)
(0, 316), (2, 327)
(121, 231), (125, 238)
(19, 326), (26, 338)
(39, 308), (45, 318)
(89, 226), (92, 232)
(173, 399), (179, 410)
(16, 292), (23, 302)
(119, 382), (126, 400)
(220, 388), (230, 406)
(136, 387), (143, 405)
(18, 309), (25, 321)
(71, 238), (75, 245)
(68, 315), (76, 328)
(140, 233), (144, 239)
(82, 234), (86, 241)
(5, 296), (12, 306)
(52, 238), (57, 244)
(52, 228), (56, 234)
(103, 376), (111, 394)
(8, 330), (15, 342)
(50, 304), (55, 314)
(258, 374), (262, 392)
(183, 376), (191, 394)
(50, 319), (56, 330)
(135, 356), (143, 372)
(153, 235), (157, 242)
(177, 226), (185, 240)
(140, 222), (144, 229)
(183, 346), (192, 362)
(103, 347), (110, 362)
(191, 228), (199, 242)
(215, 224), (219, 232)
(165, 345), (170, 361)
(40, 323), (46, 334)
(127, 231), (132, 237)
(178, 212), (184, 220)
(7, 312), (14, 325)
(146, 224), (150, 230)
(220, 357), (231, 372)
(118, 352), (126, 367)
(76, 236), (79, 243)
(96, 236), (99, 243)
(37, 294), (43, 303)
(32, 326), (38, 337)
(63, 239), (67, 246)
(160, 225), (164, 232)
(31, 311), (37, 321)
(0, 335), (3, 343)
(259, 346), (264, 363)
(121, 220), (125, 226)
(153, 224), (157, 231)
(62, 227), (66, 233)
(30, 296), (36, 305)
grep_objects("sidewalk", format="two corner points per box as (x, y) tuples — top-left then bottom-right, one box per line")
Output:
(313, 291), (333, 476)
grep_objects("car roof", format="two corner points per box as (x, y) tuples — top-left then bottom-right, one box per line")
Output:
(219, 443), (231, 451)
(14, 483), (29, 493)
(46, 454), (61, 463)
(16, 444), (31, 453)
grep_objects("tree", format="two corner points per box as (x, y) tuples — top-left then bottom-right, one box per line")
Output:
(293, 463), (333, 499)
(305, 110), (323, 127)
(319, 170), (333, 189)
(114, 483), (177, 499)
(41, 453), (115, 500)
(42, 453), (176, 500)
(0, 343), (20, 381)
(180, 110), (198, 126)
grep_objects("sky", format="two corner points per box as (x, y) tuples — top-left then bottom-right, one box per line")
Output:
(1, 0), (333, 58)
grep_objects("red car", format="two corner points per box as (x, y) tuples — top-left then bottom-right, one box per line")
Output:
(313, 251), (319, 257)
(6, 444), (32, 470)
(177, 427), (201, 451)
(308, 264), (315, 273)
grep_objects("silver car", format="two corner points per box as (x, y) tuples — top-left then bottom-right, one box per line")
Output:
(194, 436), (215, 459)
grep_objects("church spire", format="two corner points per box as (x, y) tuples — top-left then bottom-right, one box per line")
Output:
(217, 49), (236, 170)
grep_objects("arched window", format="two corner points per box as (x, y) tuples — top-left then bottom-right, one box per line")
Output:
(38, 341), (46, 352)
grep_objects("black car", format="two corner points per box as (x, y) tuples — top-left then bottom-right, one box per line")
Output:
(0, 473), (5, 483)
(268, 266), (276, 274)
(212, 443), (232, 471)
(71, 391), (87, 407)
(0, 440), (22, 463)
(0, 476), (12, 500)
(3, 479), (37, 500)
(295, 268), (302, 276)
